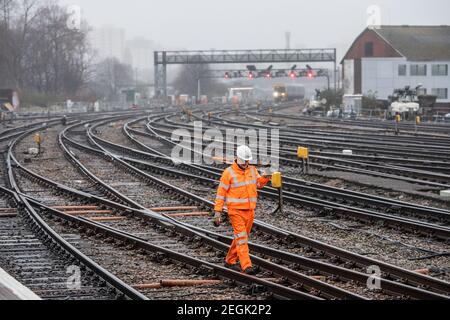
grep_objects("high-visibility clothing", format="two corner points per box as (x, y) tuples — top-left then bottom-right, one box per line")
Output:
(215, 162), (270, 271)
(214, 162), (271, 213)
(226, 209), (255, 270)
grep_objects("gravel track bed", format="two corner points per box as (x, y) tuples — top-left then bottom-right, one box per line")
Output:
(159, 116), (450, 210)
(10, 123), (261, 300)
(0, 213), (118, 300)
(78, 125), (396, 298)
(42, 214), (255, 300)
(286, 170), (450, 209)
(89, 124), (446, 298)
(135, 166), (450, 284)
(14, 125), (96, 193)
(12, 118), (448, 299)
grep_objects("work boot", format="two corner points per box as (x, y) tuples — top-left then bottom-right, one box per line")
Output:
(243, 266), (260, 276)
(225, 263), (241, 272)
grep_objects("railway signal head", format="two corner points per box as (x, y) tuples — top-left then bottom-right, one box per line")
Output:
(306, 65), (315, 79)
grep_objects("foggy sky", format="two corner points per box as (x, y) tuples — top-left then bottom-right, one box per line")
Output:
(60, 0), (449, 59)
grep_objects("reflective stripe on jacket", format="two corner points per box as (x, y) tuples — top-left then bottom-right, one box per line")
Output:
(214, 162), (271, 212)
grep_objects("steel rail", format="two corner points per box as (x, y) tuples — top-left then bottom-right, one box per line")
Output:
(118, 116), (450, 294)
(4, 124), (149, 300)
(86, 118), (450, 299)
(102, 116), (450, 296)
(146, 117), (450, 189)
(78, 120), (367, 299)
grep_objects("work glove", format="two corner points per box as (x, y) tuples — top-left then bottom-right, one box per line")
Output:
(213, 212), (222, 227)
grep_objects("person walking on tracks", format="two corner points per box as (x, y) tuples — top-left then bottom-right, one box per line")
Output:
(214, 145), (272, 275)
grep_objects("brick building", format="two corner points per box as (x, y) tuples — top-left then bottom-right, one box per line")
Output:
(342, 26), (450, 113)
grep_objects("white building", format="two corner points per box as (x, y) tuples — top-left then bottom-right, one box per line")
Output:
(342, 26), (450, 113)
(91, 26), (127, 63)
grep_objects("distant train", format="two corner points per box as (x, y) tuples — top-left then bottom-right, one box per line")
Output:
(273, 84), (305, 103)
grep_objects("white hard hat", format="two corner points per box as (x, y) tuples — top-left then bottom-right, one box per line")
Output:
(237, 145), (253, 162)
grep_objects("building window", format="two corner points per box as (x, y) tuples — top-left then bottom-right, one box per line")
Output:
(364, 42), (374, 57)
(432, 64), (448, 76)
(416, 88), (427, 96)
(398, 65), (407, 76)
(410, 64), (427, 76)
(432, 88), (448, 99)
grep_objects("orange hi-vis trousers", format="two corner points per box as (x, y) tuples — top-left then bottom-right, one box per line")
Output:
(225, 209), (255, 271)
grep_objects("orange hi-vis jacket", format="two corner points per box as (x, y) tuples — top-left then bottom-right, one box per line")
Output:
(214, 162), (271, 212)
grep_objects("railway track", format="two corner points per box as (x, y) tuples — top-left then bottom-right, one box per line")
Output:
(160, 111), (450, 179)
(190, 113), (450, 183)
(0, 120), (147, 300)
(127, 115), (450, 239)
(257, 111), (450, 135)
(3, 113), (450, 300)
(8, 120), (325, 300)
(81, 116), (450, 298)
(149, 113), (450, 193)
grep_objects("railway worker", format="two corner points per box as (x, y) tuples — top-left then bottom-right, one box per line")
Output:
(214, 145), (272, 275)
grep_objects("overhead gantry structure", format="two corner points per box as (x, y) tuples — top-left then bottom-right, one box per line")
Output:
(154, 49), (337, 98)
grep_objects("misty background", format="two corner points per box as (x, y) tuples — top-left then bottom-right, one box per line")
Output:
(61, 0), (449, 54)
(1, 0), (448, 105)
(60, 0), (450, 92)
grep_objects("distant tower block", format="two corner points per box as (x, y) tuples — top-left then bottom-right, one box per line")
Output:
(285, 31), (291, 50)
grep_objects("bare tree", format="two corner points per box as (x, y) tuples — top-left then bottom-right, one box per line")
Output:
(90, 58), (133, 101)
(0, 0), (93, 102)
(172, 64), (227, 97)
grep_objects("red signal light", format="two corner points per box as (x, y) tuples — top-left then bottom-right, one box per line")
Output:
(248, 72), (255, 79)
(289, 72), (297, 79)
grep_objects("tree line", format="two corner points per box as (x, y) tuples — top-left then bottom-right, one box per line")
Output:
(0, 0), (225, 106)
(0, 0), (137, 106)
(0, 1), (91, 97)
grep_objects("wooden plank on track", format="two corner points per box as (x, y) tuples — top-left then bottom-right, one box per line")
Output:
(166, 212), (211, 218)
(150, 206), (198, 212)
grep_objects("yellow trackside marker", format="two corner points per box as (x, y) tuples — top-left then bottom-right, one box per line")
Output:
(271, 172), (283, 214)
(34, 133), (41, 144)
(272, 172), (283, 189)
(395, 115), (401, 123)
(416, 116), (421, 125)
(297, 147), (309, 160)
